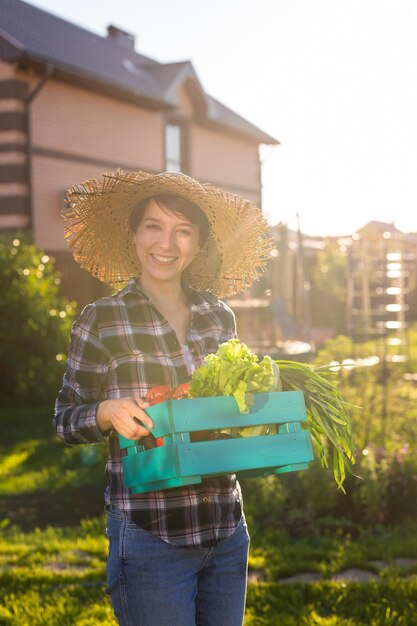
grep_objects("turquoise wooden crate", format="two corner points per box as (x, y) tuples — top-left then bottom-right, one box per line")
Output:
(118, 390), (314, 493)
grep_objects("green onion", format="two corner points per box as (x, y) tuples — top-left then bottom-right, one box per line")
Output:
(277, 359), (355, 492)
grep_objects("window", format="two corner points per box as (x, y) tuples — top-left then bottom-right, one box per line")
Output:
(165, 124), (182, 172)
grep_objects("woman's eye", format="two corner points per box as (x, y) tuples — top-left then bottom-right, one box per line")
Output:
(145, 223), (160, 230)
(178, 229), (192, 236)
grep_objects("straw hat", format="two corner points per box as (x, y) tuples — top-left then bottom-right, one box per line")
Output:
(63, 170), (273, 297)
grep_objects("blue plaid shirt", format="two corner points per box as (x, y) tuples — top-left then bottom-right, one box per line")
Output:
(54, 278), (242, 547)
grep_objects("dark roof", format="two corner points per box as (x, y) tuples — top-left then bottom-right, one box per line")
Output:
(0, 0), (278, 144)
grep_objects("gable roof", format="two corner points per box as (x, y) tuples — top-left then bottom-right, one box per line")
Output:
(358, 220), (402, 236)
(0, 0), (278, 144)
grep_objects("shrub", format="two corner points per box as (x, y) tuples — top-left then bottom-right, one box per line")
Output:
(0, 233), (76, 405)
(243, 332), (417, 531)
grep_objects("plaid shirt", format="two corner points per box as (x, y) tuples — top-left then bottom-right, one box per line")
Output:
(54, 278), (242, 547)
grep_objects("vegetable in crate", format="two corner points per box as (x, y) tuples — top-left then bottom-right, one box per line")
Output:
(188, 339), (355, 491)
(143, 383), (190, 446)
(188, 339), (281, 439)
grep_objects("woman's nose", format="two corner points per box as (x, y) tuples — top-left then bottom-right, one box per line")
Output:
(158, 228), (175, 248)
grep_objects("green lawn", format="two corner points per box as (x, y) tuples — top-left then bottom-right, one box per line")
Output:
(0, 406), (107, 495)
(0, 406), (107, 529)
(1, 518), (417, 625)
(2, 405), (417, 625)
(0, 518), (115, 626)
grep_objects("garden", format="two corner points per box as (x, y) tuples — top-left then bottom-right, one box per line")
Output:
(1, 234), (417, 625)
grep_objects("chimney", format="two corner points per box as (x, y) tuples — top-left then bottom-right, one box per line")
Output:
(107, 25), (136, 50)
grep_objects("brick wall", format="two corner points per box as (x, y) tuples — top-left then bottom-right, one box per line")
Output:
(0, 63), (30, 229)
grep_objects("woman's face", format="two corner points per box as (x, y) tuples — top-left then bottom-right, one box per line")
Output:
(133, 198), (200, 287)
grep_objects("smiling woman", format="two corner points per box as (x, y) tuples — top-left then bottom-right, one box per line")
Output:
(131, 196), (207, 344)
(55, 169), (272, 626)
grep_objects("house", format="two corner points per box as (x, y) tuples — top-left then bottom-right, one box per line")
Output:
(0, 0), (278, 306)
(346, 221), (417, 354)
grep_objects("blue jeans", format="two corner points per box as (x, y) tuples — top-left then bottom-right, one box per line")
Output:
(105, 507), (250, 625)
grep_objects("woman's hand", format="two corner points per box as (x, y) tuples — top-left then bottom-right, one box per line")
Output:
(96, 397), (153, 440)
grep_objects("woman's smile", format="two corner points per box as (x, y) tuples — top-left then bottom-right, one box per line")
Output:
(150, 253), (179, 265)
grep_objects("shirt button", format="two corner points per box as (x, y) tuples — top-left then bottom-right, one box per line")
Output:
(202, 496), (209, 503)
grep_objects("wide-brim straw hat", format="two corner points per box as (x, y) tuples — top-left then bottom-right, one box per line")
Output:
(63, 170), (273, 298)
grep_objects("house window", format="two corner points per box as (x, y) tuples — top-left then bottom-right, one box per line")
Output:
(165, 124), (182, 172)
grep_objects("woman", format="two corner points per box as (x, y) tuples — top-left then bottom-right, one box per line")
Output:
(54, 170), (271, 625)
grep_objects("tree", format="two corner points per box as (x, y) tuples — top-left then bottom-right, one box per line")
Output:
(0, 233), (76, 404)
(312, 240), (348, 333)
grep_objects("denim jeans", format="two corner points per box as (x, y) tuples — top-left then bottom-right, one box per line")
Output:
(105, 506), (250, 626)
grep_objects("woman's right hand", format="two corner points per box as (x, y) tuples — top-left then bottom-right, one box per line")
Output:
(96, 397), (153, 440)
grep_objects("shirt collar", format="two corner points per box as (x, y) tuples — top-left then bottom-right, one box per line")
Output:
(116, 277), (209, 308)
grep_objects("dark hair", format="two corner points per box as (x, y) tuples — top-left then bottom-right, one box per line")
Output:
(129, 194), (210, 244)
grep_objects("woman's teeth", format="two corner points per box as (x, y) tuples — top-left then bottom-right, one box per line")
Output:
(152, 254), (177, 264)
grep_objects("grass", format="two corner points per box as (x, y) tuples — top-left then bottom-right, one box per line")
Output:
(245, 580), (417, 625)
(1, 518), (417, 625)
(0, 406), (107, 529)
(2, 403), (417, 624)
(0, 407), (107, 496)
(248, 524), (417, 580)
(0, 517), (115, 626)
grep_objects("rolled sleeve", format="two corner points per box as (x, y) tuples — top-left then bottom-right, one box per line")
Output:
(54, 304), (109, 445)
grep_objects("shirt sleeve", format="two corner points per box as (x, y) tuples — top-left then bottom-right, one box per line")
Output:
(217, 300), (237, 343)
(53, 303), (109, 445)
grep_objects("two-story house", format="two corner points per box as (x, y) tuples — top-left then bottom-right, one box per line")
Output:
(0, 0), (278, 305)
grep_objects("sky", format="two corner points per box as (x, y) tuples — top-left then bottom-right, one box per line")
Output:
(25, 0), (417, 236)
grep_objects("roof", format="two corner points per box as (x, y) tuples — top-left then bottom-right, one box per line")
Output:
(0, 0), (278, 144)
(358, 220), (402, 235)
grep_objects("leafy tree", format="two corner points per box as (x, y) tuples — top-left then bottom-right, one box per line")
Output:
(312, 240), (348, 332)
(0, 233), (76, 404)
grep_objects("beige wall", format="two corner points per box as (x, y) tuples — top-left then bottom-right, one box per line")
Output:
(171, 85), (261, 204)
(31, 156), (106, 251)
(29, 80), (167, 250)
(0, 60), (16, 79)
(31, 80), (164, 169)
(176, 85), (194, 117)
(191, 125), (260, 200)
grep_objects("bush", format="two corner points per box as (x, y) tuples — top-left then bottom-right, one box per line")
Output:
(354, 442), (417, 525)
(243, 331), (417, 531)
(0, 233), (76, 405)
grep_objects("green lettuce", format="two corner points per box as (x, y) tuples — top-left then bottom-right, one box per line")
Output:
(188, 339), (281, 436)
